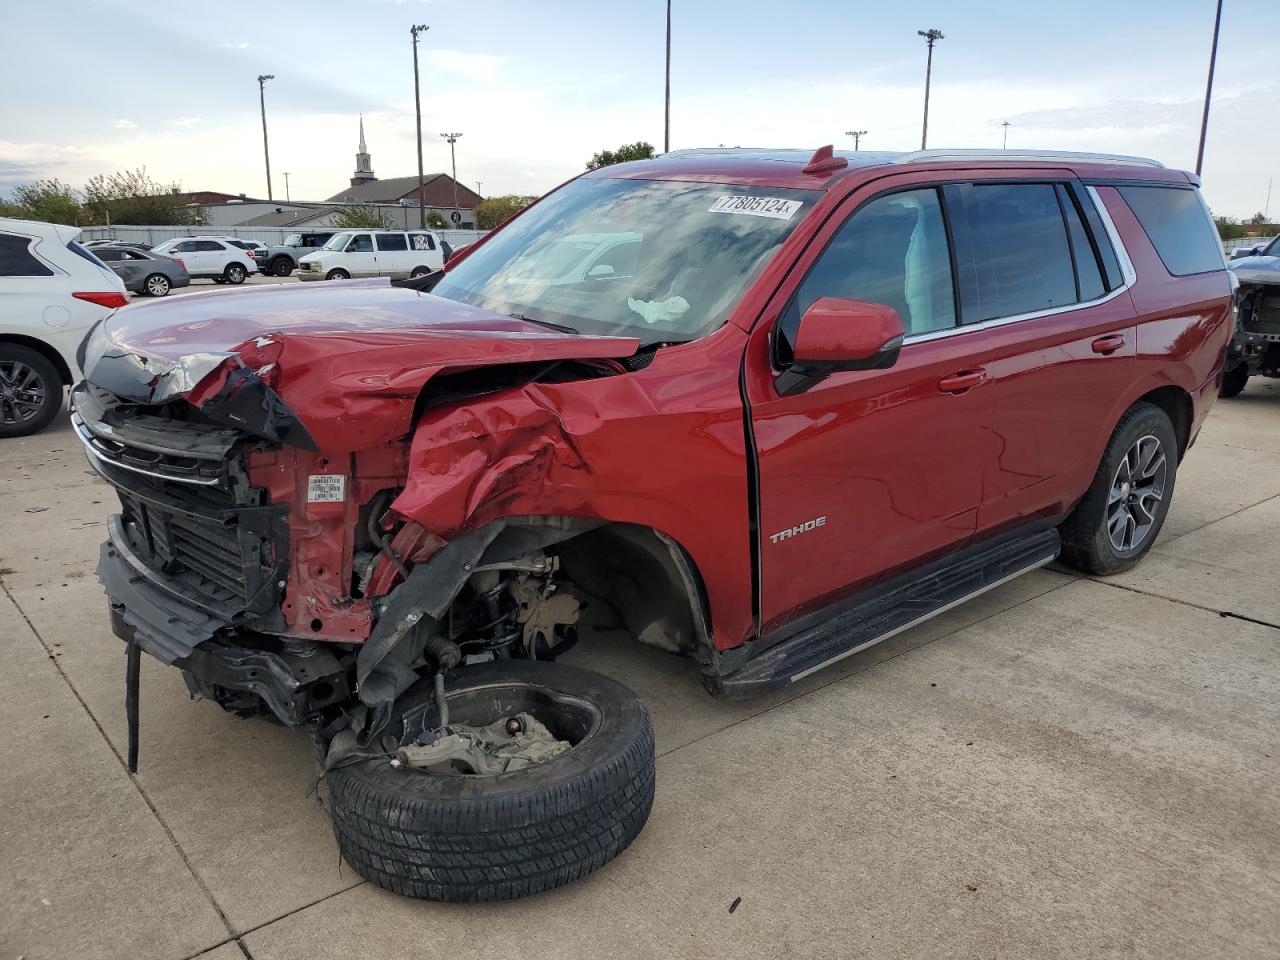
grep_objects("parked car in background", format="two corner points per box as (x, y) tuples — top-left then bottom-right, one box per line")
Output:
(86, 238), (154, 251)
(297, 229), (443, 280)
(151, 236), (257, 284)
(0, 217), (128, 436)
(76, 147), (1230, 903)
(1222, 236), (1280, 396)
(1227, 237), (1277, 260)
(252, 231), (336, 277)
(93, 245), (190, 297)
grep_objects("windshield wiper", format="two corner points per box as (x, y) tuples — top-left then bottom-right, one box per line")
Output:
(508, 313), (579, 335)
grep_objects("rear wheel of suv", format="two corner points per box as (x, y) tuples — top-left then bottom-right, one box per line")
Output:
(325, 659), (655, 902)
(143, 273), (171, 297)
(224, 263), (247, 285)
(325, 268), (350, 281)
(1059, 402), (1178, 575)
(0, 345), (62, 438)
(1219, 363), (1249, 398)
(270, 256), (293, 277)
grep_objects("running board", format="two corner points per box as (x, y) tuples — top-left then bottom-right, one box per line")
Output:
(714, 528), (1061, 697)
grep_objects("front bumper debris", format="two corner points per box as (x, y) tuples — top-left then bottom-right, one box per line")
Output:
(100, 528), (348, 726)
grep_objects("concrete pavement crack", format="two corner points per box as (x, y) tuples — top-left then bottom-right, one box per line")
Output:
(656, 574), (1079, 761)
(0, 581), (245, 955)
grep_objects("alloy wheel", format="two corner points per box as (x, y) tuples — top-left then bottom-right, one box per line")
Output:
(0, 360), (49, 425)
(1106, 434), (1166, 552)
(146, 274), (170, 296)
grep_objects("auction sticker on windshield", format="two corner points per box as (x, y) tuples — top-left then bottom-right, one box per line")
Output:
(708, 195), (804, 221)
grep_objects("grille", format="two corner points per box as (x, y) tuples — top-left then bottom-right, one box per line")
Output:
(1249, 296), (1280, 337)
(119, 491), (249, 605)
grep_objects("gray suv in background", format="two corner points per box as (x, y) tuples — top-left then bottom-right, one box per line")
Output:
(252, 231), (335, 277)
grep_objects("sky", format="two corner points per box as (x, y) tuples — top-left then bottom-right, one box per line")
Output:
(0, 0), (1275, 219)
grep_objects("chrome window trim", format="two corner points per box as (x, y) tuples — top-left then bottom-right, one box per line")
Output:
(901, 185), (1137, 346)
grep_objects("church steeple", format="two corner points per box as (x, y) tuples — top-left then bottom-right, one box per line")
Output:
(351, 115), (376, 187)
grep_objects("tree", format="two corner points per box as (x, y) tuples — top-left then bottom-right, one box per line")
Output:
(474, 195), (537, 230)
(426, 211), (448, 229)
(1213, 215), (1248, 241)
(81, 167), (203, 226)
(586, 141), (656, 171)
(7, 179), (82, 225)
(330, 206), (394, 229)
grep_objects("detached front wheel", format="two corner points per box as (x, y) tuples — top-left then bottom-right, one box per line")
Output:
(325, 660), (655, 902)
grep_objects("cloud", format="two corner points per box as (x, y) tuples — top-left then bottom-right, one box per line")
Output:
(113, 118), (138, 129)
(425, 49), (504, 83)
(173, 116), (204, 128)
(219, 41), (249, 50)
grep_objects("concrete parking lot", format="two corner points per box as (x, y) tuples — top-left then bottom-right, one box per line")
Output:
(3, 379), (1279, 960)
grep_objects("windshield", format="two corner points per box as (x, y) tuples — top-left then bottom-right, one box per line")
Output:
(432, 178), (815, 342)
(322, 232), (353, 252)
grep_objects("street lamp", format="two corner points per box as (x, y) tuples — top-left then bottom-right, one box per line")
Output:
(411, 24), (430, 229)
(1001, 121), (1010, 150)
(283, 171), (291, 202)
(664, 0), (672, 153)
(845, 129), (867, 151)
(917, 29), (944, 150)
(257, 74), (274, 201)
(440, 132), (463, 226)
(1195, 0), (1224, 176)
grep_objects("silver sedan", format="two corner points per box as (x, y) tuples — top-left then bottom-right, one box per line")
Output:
(92, 245), (191, 297)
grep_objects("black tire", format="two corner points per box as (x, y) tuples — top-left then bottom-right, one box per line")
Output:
(142, 273), (171, 297)
(325, 268), (350, 281)
(224, 263), (247, 285)
(271, 256), (293, 277)
(0, 344), (63, 438)
(1219, 363), (1249, 398)
(1060, 401), (1178, 575)
(410, 265), (432, 279)
(212, 277), (227, 284)
(326, 659), (655, 902)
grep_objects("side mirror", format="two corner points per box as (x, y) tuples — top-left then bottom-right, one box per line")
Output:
(778, 297), (905, 396)
(587, 264), (615, 278)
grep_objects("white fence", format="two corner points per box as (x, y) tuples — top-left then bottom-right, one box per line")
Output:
(1224, 236), (1275, 257)
(77, 224), (488, 249)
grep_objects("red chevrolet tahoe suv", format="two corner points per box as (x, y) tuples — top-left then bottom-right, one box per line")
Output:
(75, 146), (1232, 902)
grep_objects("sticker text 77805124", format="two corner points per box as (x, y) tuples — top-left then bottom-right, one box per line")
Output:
(708, 195), (804, 221)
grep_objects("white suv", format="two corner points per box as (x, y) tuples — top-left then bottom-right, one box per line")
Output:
(151, 236), (258, 284)
(297, 229), (444, 281)
(0, 217), (129, 436)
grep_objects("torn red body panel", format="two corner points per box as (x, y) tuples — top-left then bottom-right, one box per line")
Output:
(98, 281), (641, 452)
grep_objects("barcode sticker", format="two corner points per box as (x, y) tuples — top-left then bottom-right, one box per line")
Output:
(708, 195), (804, 220)
(307, 474), (346, 502)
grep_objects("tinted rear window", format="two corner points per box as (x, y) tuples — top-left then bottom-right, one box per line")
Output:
(376, 233), (408, 252)
(0, 234), (55, 277)
(965, 183), (1077, 321)
(1118, 186), (1224, 276)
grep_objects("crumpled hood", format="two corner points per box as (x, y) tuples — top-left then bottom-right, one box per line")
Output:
(1229, 255), (1280, 286)
(81, 279), (640, 451)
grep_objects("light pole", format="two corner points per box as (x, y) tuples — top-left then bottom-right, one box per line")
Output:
(257, 74), (274, 201)
(917, 29), (943, 150)
(845, 129), (867, 151)
(1001, 121), (1010, 150)
(664, 0), (672, 153)
(411, 24), (429, 229)
(283, 172), (291, 202)
(476, 181), (483, 196)
(1195, 0), (1224, 177)
(440, 132), (463, 225)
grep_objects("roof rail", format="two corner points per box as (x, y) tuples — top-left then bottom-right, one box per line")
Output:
(893, 149), (1164, 169)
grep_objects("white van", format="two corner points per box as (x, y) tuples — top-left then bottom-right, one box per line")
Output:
(296, 230), (445, 281)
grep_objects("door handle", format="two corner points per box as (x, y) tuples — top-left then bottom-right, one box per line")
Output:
(938, 368), (987, 394)
(1091, 334), (1126, 355)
